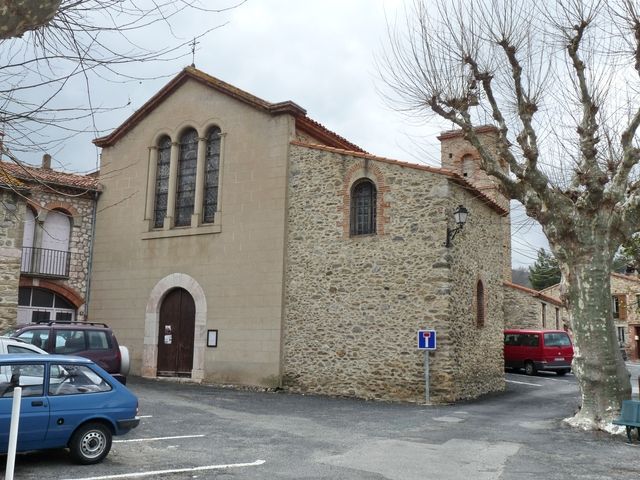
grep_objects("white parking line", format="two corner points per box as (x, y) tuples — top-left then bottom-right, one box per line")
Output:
(63, 460), (266, 480)
(505, 379), (542, 387)
(113, 434), (205, 443)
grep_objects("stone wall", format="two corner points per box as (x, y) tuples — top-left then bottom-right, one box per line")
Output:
(0, 190), (25, 330)
(283, 144), (506, 403)
(24, 188), (96, 318)
(503, 283), (568, 330)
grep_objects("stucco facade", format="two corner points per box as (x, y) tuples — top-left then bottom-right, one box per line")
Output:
(89, 67), (510, 403)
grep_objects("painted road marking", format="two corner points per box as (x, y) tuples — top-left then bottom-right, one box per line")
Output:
(505, 379), (541, 387)
(63, 460), (266, 480)
(113, 434), (205, 443)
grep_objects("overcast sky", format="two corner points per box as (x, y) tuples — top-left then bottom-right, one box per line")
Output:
(16, 0), (548, 268)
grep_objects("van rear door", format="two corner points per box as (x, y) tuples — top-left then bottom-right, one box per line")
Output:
(542, 332), (573, 366)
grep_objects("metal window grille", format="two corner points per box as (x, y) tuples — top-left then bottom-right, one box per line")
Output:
(350, 180), (377, 236)
(175, 129), (198, 227)
(154, 136), (171, 228)
(203, 127), (221, 223)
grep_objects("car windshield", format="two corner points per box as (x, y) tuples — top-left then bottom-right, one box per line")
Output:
(544, 332), (571, 347)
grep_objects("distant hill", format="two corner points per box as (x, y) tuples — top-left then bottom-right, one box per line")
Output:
(511, 267), (532, 288)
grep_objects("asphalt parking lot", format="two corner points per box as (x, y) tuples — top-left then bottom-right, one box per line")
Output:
(4, 368), (640, 480)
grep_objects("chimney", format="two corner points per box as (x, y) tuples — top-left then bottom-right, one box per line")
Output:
(42, 153), (51, 170)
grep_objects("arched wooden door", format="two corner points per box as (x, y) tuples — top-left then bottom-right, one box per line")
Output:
(157, 288), (195, 377)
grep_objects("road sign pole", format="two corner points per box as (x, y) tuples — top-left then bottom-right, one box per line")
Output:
(6, 386), (22, 480)
(424, 351), (430, 404)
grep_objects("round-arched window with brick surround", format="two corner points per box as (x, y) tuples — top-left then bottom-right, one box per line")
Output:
(476, 280), (485, 328)
(350, 179), (377, 236)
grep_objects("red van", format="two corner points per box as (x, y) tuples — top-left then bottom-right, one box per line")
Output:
(504, 329), (574, 376)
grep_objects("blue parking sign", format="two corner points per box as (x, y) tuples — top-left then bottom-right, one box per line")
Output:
(417, 330), (436, 350)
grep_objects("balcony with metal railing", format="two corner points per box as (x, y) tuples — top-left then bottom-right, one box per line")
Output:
(20, 247), (71, 278)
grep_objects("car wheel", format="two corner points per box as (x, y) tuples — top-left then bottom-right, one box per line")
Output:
(556, 369), (569, 376)
(524, 361), (536, 376)
(69, 423), (112, 465)
(119, 346), (130, 376)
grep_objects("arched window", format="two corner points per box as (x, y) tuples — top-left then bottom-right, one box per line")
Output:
(476, 280), (485, 328)
(41, 210), (71, 276)
(21, 207), (36, 272)
(203, 126), (221, 224)
(153, 136), (171, 228)
(17, 287), (76, 324)
(350, 179), (377, 236)
(175, 128), (198, 227)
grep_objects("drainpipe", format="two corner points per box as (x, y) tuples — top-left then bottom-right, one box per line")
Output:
(83, 190), (99, 321)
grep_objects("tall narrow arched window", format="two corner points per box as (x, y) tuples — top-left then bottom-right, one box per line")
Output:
(175, 128), (198, 227)
(350, 179), (377, 236)
(203, 126), (221, 224)
(153, 136), (171, 228)
(41, 210), (71, 276)
(476, 280), (485, 328)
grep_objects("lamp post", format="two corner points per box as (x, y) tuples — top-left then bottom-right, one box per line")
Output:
(445, 205), (468, 247)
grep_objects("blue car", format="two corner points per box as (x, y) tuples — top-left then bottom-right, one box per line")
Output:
(0, 354), (139, 464)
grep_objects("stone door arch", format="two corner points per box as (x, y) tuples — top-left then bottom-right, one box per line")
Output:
(143, 273), (206, 381)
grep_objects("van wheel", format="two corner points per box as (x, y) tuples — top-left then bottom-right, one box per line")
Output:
(69, 423), (112, 465)
(556, 369), (569, 376)
(524, 361), (536, 376)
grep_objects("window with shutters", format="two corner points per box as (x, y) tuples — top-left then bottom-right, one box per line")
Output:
(350, 179), (377, 236)
(613, 295), (627, 320)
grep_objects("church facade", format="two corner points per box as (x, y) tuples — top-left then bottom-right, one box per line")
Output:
(89, 67), (510, 403)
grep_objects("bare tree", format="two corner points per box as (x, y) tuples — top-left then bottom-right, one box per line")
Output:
(382, 0), (640, 431)
(0, 0), (241, 157)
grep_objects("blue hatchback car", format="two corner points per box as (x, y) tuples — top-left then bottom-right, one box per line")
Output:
(0, 354), (139, 464)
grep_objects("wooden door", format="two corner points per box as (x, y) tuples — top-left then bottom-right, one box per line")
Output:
(157, 288), (195, 376)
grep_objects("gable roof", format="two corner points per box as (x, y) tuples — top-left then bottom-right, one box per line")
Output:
(93, 67), (365, 153)
(290, 141), (509, 216)
(0, 161), (100, 192)
(503, 281), (563, 307)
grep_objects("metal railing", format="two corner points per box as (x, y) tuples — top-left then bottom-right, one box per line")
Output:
(20, 247), (71, 278)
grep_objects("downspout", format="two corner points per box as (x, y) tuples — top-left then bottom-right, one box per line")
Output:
(82, 189), (99, 321)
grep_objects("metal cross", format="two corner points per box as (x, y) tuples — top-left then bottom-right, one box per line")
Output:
(190, 37), (199, 67)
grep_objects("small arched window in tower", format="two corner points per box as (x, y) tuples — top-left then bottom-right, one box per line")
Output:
(203, 126), (221, 223)
(350, 179), (377, 236)
(476, 280), (485, 328)
(153, 135), (172, 228)
(462, 154), (475, 179)
(175, 128), (199, 227)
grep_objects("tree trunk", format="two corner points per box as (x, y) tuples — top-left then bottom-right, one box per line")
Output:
(561, 246), (631, 430)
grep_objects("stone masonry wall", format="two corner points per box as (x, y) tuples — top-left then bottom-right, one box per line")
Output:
(25, 188), (96, 317)
(503, 284), (568, 330)
(0, 190), (25, 330)
(283, 144), (506, 403)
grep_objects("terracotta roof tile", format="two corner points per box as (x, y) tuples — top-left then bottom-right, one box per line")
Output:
(290, 141), (508, 216)
(0, 161), (99, 191)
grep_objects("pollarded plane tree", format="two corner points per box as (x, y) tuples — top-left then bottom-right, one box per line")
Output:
(382, 0), (640, 430)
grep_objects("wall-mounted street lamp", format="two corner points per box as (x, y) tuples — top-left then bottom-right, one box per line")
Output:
(445, 205), (469, 248)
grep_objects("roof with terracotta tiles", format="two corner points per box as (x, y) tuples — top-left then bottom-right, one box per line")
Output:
(93, 67), (365, 153)
(290, 141), (509, 216)
(0, 161), (100, 191)
(0, 165), (26, 190)
(503, 281), (563, 307)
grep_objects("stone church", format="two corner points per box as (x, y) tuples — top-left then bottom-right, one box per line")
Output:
(89, 67), (512, 403)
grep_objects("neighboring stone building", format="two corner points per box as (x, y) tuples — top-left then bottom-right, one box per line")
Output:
(0, 155), (99, 331)
(544, 273), (640, 360)
(89, 66), (511, 403)
(503, 282), (568, 331)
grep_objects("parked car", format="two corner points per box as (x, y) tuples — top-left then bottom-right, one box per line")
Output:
(11, 322), (130, 384)
(504, 329), (574, 376)
(0, 336), (47, 355)
(0, 354), (139, 464)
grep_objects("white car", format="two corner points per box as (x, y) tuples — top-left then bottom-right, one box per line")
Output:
(0, 336), (47, 355)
